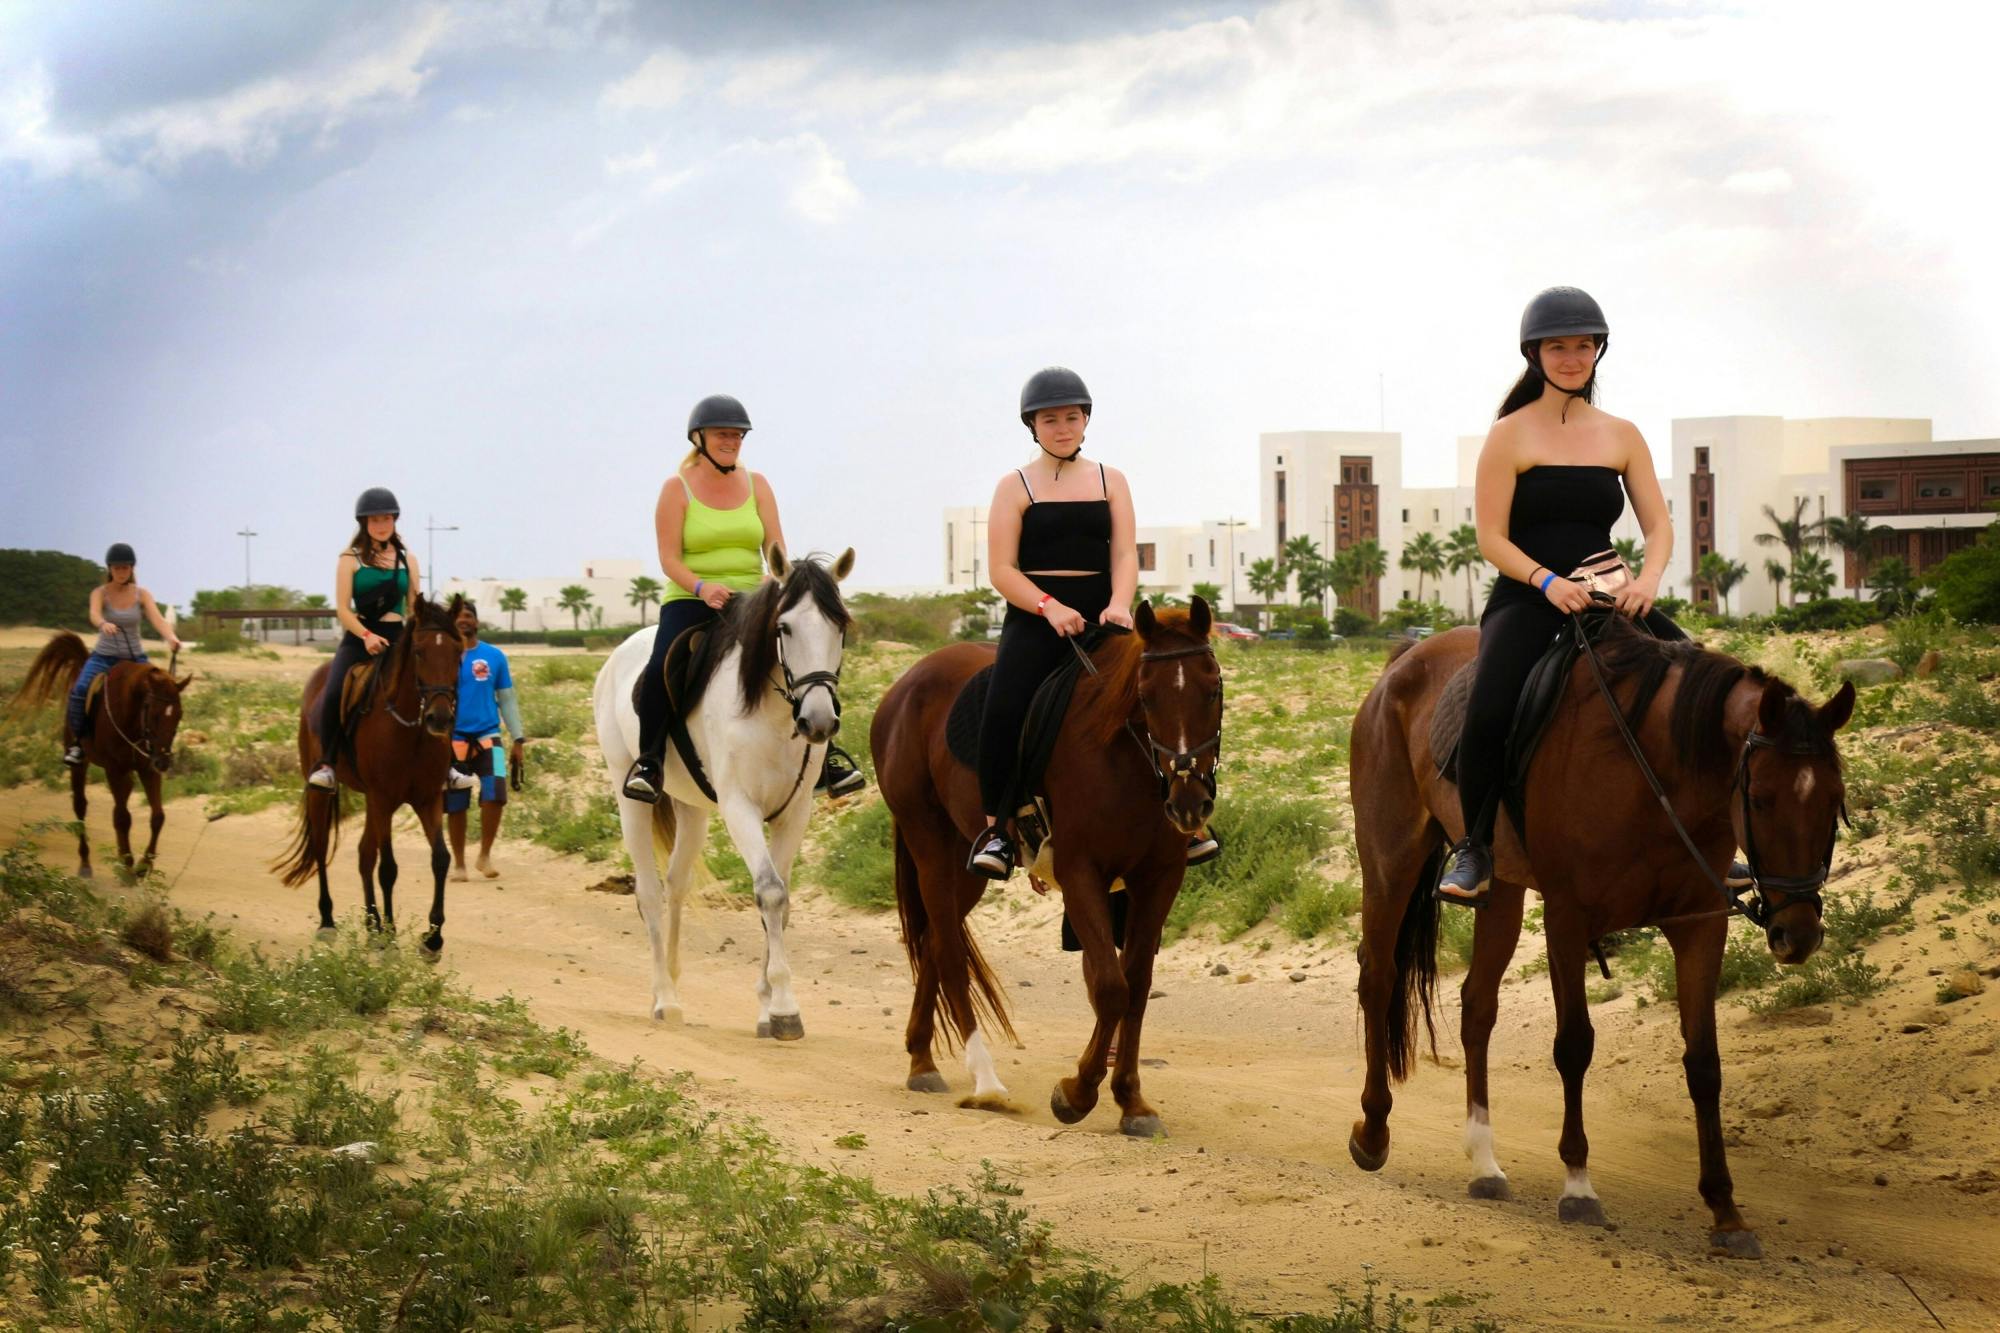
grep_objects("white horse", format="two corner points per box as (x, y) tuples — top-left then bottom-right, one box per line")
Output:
(593, 546), (854, 1038)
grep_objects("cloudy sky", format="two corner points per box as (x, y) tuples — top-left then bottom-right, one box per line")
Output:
(4, 0), (1994, 603)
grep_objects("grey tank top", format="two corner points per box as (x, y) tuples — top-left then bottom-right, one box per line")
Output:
(93, 599), (145, 659)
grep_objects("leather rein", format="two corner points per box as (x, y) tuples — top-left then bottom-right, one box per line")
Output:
(1571, 609), (1836, 929)
(1068, 631), (1222, 805)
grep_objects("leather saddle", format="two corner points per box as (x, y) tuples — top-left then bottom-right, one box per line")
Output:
(340, 659), (379, 727)
(630, 621), (726, 802)
(1429, 609), (1622, 841)
(945, 625), (1122, 840)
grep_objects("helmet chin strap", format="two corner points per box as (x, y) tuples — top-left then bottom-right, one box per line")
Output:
(692, 430), (738, 475)
(1530, 360), (1595, 424)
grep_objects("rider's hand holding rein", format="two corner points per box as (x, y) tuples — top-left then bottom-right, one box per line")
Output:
(1541, 572), (1594, 616)
(1098, 604), (1135, 631)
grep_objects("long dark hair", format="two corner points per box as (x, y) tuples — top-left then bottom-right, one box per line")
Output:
(346, 522), (408, 566)
(1497, 338), (1600, 420)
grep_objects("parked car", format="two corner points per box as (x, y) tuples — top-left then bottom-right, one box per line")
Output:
(1211, 621), (1261, 642)
(1263, 628), (1296, 641)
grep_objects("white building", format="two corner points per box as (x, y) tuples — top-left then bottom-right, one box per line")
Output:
(1825, 436), (1998, 587)
(439, 558), (656, 632)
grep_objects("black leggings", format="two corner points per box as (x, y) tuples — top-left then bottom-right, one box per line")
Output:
(637, 598), (719, 760)
(316, 619), (400, 761)
(1457, 593), (1684, 845)
(977, 573), (1112, 817)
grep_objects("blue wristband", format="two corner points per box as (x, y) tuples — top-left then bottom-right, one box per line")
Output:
(694, 579), (704, 596)
(1537, 571), (1557, 593)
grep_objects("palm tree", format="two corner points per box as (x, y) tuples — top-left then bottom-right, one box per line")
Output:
(1789, 550), (1835, 602)
(1762, 558), (1788, 608)
(1400, 532), (1445, 604)
(1296, 554), (1335, 618)
(1869, 556), (1918, 613)
(1612, 537), (1645, 570)
(1820, 514), (1878, 598)
(1697, 553), (1748, 615)
(557, 584), (593, 631)
(1246, 558), (1283, 624)
(627, 575), (663, 627)
(1279, 535), (1320, 605)
(1753, 498), (1823, 604)
(1445, 524), (1483, 621)
(499, 587), (527, 632)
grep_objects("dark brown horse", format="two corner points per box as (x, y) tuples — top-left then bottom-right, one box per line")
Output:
(1347, 615), (1854, 1256)
(871, 599), (1219, 1137)
(273, 595), (465, 955)
(12, 634), (192, 878)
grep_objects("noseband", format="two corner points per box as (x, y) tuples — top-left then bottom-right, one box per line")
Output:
(1126, 641), (1222, 803)
(386, 629), (460, 729)
(774, 628), (844, 730)
(104, 673), (173, 772)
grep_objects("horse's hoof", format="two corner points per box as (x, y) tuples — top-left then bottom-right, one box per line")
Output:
(907, 1071), (949, 1093)
(755, 1021), (771, 1039)
(1347, 1123), (1388, 1172)
(1468, 1175), (1513, 1201)
(421, 934), (442, 962)
(1708, 1229), (1763, 1260)
(767, 1012), (805, 1042)
(314, 927), (338, 945)
(1558, 1196), (1609, 1227)
(77, 866), (93, 880)
(1120, 1114), (1167, 1139)
(1050, 1084), (1089, 1125)
(653, 1003), (683, 1026)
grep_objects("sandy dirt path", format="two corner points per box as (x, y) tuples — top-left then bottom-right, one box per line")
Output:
(4, 785), (1994, 1332)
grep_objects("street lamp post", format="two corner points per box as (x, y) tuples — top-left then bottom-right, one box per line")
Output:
(236, 525), (258, 642)
(1220, 517), (1247, 614)
(425, 515), (459, 600)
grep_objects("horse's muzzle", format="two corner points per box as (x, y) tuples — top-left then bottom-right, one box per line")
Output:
(1165, 781), (1211, 836)
(794, 707), (839, 746)
(1766, 913), (1823, 966)
(152, 752), (174, 774)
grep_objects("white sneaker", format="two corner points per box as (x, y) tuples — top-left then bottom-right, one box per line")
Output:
(446, 768), (480, 792)
(62, 745), (85, 769)
(307, 765), (337, 790)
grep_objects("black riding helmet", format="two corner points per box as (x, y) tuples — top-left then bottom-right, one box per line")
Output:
(355, 487), (401, 519)
(105, 542), (136, 566)
(1019, 367), (1092, 437)
(687, 394), (751, 474)
(1519, 286), (1609, 362)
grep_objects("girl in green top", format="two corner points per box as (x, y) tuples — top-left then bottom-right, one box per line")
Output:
(621, 395), (864, 803)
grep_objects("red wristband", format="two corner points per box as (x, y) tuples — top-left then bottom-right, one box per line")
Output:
(1035, 594), (1053, 615)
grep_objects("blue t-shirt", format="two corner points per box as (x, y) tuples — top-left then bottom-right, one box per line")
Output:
(455, 642), (512, 739)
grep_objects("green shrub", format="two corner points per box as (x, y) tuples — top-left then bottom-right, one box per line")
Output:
(1332, 607), (1373, 638)
(1167, 797), (1330, 940)
(811, 798), (895, 910)
(1769, 598), (1877, 632)
(1279, 878), (1359, 939)
(1745, 951), (1884, 1014)
(530, 655), (601, 686)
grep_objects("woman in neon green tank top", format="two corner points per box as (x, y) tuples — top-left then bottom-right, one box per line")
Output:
(622, 394), (864, 803)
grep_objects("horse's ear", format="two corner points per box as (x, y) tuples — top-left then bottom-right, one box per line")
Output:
(1818, 680), (1856, 734)
(1756, 679), (1791, 734)
(1134, 599), (1157, 640)
(1189, 595), (1212, 639)
(768, 544), (790, 577)
(175, 674), (194, 693)
(830, 548), (855, 582)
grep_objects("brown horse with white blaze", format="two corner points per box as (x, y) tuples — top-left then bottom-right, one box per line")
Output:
(871, 599), (1219, 1137)
(1347, 615), (1853, 1257)
(273, 595), (466, 955)
(11, 634), (192, 877)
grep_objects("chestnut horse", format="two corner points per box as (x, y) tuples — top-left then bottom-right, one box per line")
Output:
(273, 595), (465, 955)
(1347, 614), (1854, 1255)
(12, 633), (191, 877)
(871, 599), (1219, 1137)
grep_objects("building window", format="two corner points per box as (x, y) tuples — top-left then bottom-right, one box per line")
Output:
(1208, 538), (1215, 565)
(1695, 446), (1710, 471)
(1343, 465), (1354, 483)
(1137, 543), (1156, 572)
(1916, 476), (1960, 500)
(1859, 478), (1896, 504)
(1187, 552), (1195, 568)
(1463, 506), (1471, 520)
(1275, 472), (1287, 547)
(1697, 499), (1708, 519)
(1401, 508), (1409, 523)
(1431, 508), (1439, 523)
(1983, 472), (2000, 497)
(947, 526), (954, 574)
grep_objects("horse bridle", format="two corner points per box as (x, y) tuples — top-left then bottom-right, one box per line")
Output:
(1124, 641), (1223, 804)
(1573, 610), (1838, 929)
(773, 627), (845, 730)
(103, 671), (174, 773)
(385, 627), (460, 729)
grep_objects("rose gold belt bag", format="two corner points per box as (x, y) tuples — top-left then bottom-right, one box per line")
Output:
(1568, 549), (1632, 599)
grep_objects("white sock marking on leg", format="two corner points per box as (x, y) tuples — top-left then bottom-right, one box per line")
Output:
(1463, 1105), (1505, 1181)
(1563, 1166), (1598, 1199)
(964, 1029), (1009, 1098)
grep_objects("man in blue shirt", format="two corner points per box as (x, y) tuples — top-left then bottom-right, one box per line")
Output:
(446, 601), (527, 880)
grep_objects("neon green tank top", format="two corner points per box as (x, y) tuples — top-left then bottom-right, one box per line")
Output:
(666, 470), (765, 602)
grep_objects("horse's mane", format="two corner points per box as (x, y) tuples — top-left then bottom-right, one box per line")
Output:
(1079, 607), (1200, 748)
(706, 558), (852, 714)
(1591, 615), (1836, 776)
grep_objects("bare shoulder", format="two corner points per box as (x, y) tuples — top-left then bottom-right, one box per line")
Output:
(1099, 463), (1132, 495)
(1480, 416), (1522, 467)
(990, 471), (1030, 507)
(1606, 413), (1652, 469)
(751, 470), (778, 500)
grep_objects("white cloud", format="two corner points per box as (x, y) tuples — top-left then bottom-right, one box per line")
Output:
(770, 133), (860, 224)
(1722, 167), (1794, 196)
(0, 64), (127, 185)
(602, 48), (694, 111)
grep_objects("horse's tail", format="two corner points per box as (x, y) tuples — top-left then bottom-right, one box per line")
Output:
(890, 818), (1016, 1051)
(272, 788), (341, 888)
(1385, 840), (1446, 1082)
(10, 632), (89, 715)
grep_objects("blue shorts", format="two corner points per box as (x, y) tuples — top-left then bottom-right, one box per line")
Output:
(444, 736), (507, 812)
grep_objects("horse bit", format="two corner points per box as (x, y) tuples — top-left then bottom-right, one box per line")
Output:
(385, 628), (460, 729)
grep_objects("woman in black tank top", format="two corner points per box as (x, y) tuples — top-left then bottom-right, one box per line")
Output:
(966, 368), (1149, 881)
(1437, 288), (1684, 905)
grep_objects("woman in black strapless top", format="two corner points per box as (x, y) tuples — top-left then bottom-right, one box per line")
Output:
(966, 368), (1144, 881)
(1437, 287), (1683, 905)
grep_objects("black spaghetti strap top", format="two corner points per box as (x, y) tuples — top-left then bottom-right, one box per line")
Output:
(1499, 465), (1623, 593)
(1015, 463), (1112, 572)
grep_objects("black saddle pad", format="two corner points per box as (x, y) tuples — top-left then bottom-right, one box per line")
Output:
(944, 626), (1122, 814)
(630, 622), (721, 720)
(1430, 610), (1621, 840)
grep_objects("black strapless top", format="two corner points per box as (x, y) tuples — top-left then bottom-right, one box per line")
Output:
(1015, 464), (1112, 572)
(1500, 465), (1623, 591)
